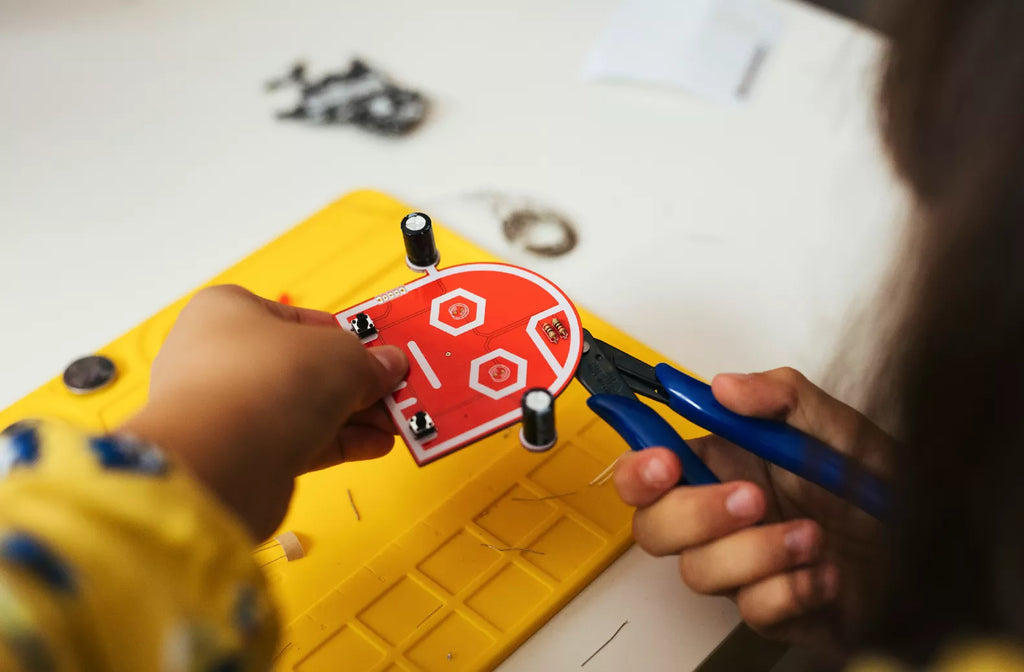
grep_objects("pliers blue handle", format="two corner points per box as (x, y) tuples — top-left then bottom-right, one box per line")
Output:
(576, 331), (888, 520)
(587, 394), (720, 487)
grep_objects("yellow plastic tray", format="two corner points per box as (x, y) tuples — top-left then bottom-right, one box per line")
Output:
(0, 191), (704, 671)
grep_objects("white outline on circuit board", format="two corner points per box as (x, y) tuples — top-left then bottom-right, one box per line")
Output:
(428, 288), (486, 336)
(396, 397), (418, 411)
(527, 306), (573, 376)
(407, 341), (442, 389)
(336, 262), (582, 464)
(468, 349), (529, 400)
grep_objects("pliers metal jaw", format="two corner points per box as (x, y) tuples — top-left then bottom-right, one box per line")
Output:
(575, 330), (720, 488)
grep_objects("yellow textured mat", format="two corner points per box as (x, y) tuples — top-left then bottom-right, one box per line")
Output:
(0, 191), (703, 671)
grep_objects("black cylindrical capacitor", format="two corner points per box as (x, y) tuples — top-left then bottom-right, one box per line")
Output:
(401, 212), (440, 269)
(519, 388), (557, 452)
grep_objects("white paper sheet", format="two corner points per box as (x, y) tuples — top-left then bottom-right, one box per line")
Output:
(584, 0), (784, 105)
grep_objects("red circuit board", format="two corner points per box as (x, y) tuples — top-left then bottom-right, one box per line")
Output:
(335, 262), (583, 464)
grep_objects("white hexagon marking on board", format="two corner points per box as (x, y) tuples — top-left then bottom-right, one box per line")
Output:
(429, 288), (487, 336)
(468, 349), (529, 400)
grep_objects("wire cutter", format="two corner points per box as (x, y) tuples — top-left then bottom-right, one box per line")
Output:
(574, 330), (888, 520)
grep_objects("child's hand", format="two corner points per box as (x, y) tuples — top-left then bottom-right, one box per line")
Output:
(613, 368), (891, 654)
(121, 285), (408, 539)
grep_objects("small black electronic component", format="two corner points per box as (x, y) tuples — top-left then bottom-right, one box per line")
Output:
(519, 388), (557, 452)
(63, 355), (117, 394)
(401, 212), (440, 269)
(409, 411), (436, 441)
(350, 312), (377, 340)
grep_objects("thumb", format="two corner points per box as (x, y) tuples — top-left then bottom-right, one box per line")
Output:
(710, 368), (871, 456)
(710, 368), (810, 422)
(369, 346), (408, 387)
(360, 345), (409, 406)
(302, 327), (409, 414)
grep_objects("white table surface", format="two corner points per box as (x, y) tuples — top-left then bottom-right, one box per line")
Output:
(0, 1), (904, 669)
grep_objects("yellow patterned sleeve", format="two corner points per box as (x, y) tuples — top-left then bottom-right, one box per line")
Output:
(0, 421), (278, 672)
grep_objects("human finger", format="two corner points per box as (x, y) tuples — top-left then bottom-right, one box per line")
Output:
(613, 448), (682, 507)
(300, 333), (408, 413)
(711, 368), (890, 469)
(632, 482), (766, 556)
(194, 283), (339, 327)
(735, 562), (840, 631)
(678, 520), (823, 594)
(336, 425), (395, 462)
(348, 404), (397, 435)
(255, 294), (340, 327)
(308, 425), (396, 471)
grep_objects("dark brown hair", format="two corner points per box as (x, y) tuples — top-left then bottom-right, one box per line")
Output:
(866, 0), (1024, 663)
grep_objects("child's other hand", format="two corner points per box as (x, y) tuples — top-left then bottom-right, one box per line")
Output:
(612, 368), (891, 655)
(121, 285), (408, 539)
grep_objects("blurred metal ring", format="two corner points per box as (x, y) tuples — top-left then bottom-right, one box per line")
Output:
(501, 209), (578, 257)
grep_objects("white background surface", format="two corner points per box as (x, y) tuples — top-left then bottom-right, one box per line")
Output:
(0, 1), (905, 669)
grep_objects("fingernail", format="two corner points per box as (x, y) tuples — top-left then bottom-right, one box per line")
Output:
(785, 524), (817, 558)
(720, 372), (753, 381)
(371, 347), (407, 377)
(725, 486), (759, 518)
(642, 455), (673, 487)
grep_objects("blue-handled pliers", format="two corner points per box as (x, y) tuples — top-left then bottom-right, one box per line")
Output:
(574, 330), (888, 520)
